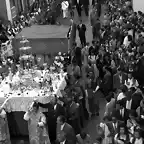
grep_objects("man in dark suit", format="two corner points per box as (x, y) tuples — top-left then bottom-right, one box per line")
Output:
(125, 87), (136, 111)
(56, 115), (76, 143)
(101, 66), (112, 96)
(80, 0), (89, 16)
(116, 99), (129, 124)
(113, 68), (128, 90)
(67, 97), (81, 134)
(131, 90), (143, 110)
(91, 18), (101, 40)
(37, 96), (65, 143)
(76, 0), (82, 17)
(77, 20), (86, 47)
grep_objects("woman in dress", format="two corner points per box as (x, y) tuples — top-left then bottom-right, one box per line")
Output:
(114, 123), (130, 144)
(0, 109), (11, 144)
(24, 102), (50, 144)
(97, 115), (111, 144)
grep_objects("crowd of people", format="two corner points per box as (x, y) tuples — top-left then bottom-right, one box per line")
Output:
(65, 0), (144, 143)
(1, 0), (144, 143)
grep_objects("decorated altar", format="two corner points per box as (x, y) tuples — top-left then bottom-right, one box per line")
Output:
(0, 51), (69, 141)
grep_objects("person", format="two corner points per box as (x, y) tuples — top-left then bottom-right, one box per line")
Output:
(113, 68), (128, 90)
(56, 131), (74, 144)
(105, 92), (116, 116)
(76, 131), (92, 144)
(127, 110), (139, 136)
(130, 128), (143, 144)
(116, 99), (129, 124)
(37, 96), (65, 143)
(23, 102), (51, 144)
(66, 96), (81, 134)
(61, 0), (69, 18)
(117, 85), (128, 101)
(114, 123), (130, 144)
(136, 99), (144, 129)
(67, 19), (77, 53)
(125, 87), (136, 111)
(101, 66), (112, 96)
(98, 115), (112, 144)
(56, 115), (76, 143)
(67, 57), (81, 84)
(76, 0), (82, 17)
(124, 73), (139, 89)
(80, 0), (89, 16)
(0, 108), (11, 144)
(77, 20), (86, 47)
(92, 18), (101, 40)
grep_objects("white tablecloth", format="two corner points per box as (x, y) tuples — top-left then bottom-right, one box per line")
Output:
(0, 76), (67, 112)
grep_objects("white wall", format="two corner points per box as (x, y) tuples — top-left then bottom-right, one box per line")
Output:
(133, 0), (144, 13)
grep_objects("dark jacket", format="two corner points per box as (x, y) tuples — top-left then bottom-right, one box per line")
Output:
(77, 24), (86, 37)
(57, 122), (76, 143)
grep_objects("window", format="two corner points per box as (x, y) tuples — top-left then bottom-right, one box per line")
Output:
(10, 0), (15, 8)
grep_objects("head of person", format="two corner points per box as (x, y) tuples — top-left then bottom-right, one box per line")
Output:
(103, 115), (110, 122)
(51, 95), (57, 105)
(70, 19), (73, 25)
(134, 128), (142, 139)
(58, 131), (66, 142)
(127, 87), (136, 100)
(118, 123), (127, 135)
(57, 115), (66, 125)
(117, 67), (122, 74)
(103, 66), (109, 73)
(129, 110), (137, 121)
(120, 85), (128, 94)
(128, 73), (132, 79)
(111, 112), (117, 123)
(117, 99), (125, 109)
(80, 131), (87, 140)
(32, 102), (39, 113)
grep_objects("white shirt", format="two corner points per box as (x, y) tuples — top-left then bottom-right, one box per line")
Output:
(126, 99), (132, 110)
(120, 108), (124, 117)
(61, 1), (69, 10)
(54, 104), (57, 110)
(60, 140), (66, 144)
(119, 75), (122, 83)
(61, 123), (65, 130)
(117, 92), (125, 101)
(113, 122), (117, 130)
(123, 36), (130, 48)
(130, 138), (143, 144)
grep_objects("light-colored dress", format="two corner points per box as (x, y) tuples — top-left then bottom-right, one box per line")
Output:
(98, 123), (112, 144)
(0, 110), (11, 144)
(24, 110), (51, 144)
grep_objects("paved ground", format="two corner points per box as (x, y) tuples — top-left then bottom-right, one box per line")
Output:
(11, 3), (107, 144)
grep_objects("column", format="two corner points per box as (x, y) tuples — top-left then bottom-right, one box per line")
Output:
(5, 0), (12, 22)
